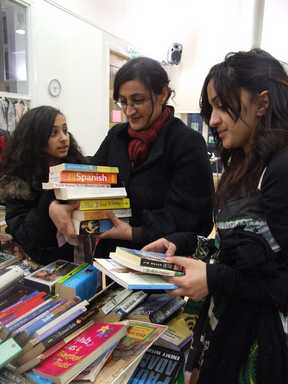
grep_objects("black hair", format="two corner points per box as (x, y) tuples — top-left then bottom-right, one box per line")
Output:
(113, 56), (172, 104)
(200, 48), (288, 204)
(2, 105), (85, 184)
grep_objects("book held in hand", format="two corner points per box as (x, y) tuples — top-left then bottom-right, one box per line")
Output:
(94, 258), (177, 290)
(110, 246), (184, 276)
(53, 186), (127, 201)
(33, 322), (127, 384)
(49, 163), (119, 174)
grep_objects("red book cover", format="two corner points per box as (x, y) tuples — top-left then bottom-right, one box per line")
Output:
(34, 322), (126, 383)
(0, 292), (46, 320)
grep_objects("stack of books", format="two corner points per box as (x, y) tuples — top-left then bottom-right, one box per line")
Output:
(94, 246), (184, 291)
(42, 163), (131, 235)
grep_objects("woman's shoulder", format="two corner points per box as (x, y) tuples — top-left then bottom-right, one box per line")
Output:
(0, 175), (34, 202)
(261, 148), (288, 192)
(266, 148), (288, 177)
(166, 117), (207, 146)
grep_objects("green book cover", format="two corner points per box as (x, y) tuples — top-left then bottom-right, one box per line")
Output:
(56, 263), (88, 284)
(0, 337), (22, 368)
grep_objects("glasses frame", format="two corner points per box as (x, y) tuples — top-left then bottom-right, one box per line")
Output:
(115, 97), (152, 110)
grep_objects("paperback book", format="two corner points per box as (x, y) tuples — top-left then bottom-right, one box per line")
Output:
(49, 163), (119, 174)
(0, 252), (18, 269)
(128, 294), (185, 324)
(128, 345), (183, 384)
(94, 258), (177, 290)
(53, 186), (126, 201)
(34, 322), (127, 384)
(79, 198), (130, 211)
(24, 260), (80, 293)
(49, 171), (117, 185)
(94, 320), (167, 384)
(72, 208), (131, 221)
(111, 247), (184, 276)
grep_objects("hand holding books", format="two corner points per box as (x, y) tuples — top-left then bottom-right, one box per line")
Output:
(97, 211), (132, 241)
(164, 256), (208, 300)
(142, 237), (177, 256)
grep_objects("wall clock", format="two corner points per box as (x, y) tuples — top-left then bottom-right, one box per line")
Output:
(48, 79), (62, 97)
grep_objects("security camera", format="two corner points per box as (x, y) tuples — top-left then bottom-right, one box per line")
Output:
(167, 43), (183, 65)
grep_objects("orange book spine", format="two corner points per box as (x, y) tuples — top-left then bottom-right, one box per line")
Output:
(53, 171), (117, 185)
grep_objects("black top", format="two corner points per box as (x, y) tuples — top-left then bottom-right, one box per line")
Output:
(90, 117), (214, 257)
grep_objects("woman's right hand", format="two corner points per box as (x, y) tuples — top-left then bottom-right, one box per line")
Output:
(49, 200), (79, 244)
(142, 237), (176, 256)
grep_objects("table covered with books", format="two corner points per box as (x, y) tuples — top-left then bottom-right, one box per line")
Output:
(0, 245), (196, 384)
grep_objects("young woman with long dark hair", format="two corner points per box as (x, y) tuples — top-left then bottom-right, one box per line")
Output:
(144, 49), (288, 384)
(0, 106), (85, 264)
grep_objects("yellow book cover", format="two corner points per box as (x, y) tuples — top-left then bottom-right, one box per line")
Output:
(80, 198), (130, 211)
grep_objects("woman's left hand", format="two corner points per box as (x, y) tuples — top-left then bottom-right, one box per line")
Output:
(98, 213), (132, 241)
(167, 256), (209, 301)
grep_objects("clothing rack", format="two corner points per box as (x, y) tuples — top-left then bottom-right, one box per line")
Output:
(0, 96), (30, 134)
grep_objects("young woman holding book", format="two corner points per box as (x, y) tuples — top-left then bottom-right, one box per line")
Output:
(144, 49), (288, 384)
(0, 106), (85, 264)
(49, 57), (214, 257)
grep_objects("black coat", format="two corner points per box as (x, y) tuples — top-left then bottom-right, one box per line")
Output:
(0, 176), (74, 265)
(90, 117), (214, 257)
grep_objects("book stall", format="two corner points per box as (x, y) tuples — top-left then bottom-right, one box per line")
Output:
(0, 164), (198, 383)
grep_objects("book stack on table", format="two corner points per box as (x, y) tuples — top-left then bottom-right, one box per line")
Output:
(0, 257), (172, 384)
(43, 163), (131, 236)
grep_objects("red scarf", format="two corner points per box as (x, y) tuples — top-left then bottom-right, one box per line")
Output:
(128, 106), (173, 166)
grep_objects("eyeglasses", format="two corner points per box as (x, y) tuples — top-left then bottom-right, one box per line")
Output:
(115, 97), (151, 110)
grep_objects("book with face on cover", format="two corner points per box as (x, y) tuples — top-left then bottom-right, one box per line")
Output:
(94, 258), (177, 290)
(24, 260), (80, 293)
(111, 247), (184, 277)
(94, 320), (167, 384)
(33, 322), (127, 384)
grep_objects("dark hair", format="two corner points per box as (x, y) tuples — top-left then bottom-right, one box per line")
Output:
(200, 48), (288, 204)
(2, 105), (85, 183)
(113, 57), (172, 103)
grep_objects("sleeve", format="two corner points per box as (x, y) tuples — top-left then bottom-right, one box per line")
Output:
(5, 191), (57, 251)
(164, 232), (198, 255)
(207, 229), (288, 308)
(139, 131), (214, 244)
(261, 152), (288, 253)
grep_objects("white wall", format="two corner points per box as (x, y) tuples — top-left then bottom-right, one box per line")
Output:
(28, 0), (132, 155)
(262, 0), (288, 62)
(24, 0), (266, 153)
(40, 0), (256, 114)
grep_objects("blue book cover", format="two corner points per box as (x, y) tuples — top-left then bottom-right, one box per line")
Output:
(8, 299), (60, 333)
(62, 265), (98, 300)
(94, 259), (177, 290)
(16, 299), (67, 338)
(26, 371), (53, 384)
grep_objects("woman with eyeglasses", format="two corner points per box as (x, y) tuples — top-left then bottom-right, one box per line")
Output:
(144, 49), (288, 384)
(49, 57), (214, 257)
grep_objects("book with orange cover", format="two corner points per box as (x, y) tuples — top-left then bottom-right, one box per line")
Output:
(50, 171), (117, 185)
(33, 322), (126, 384)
